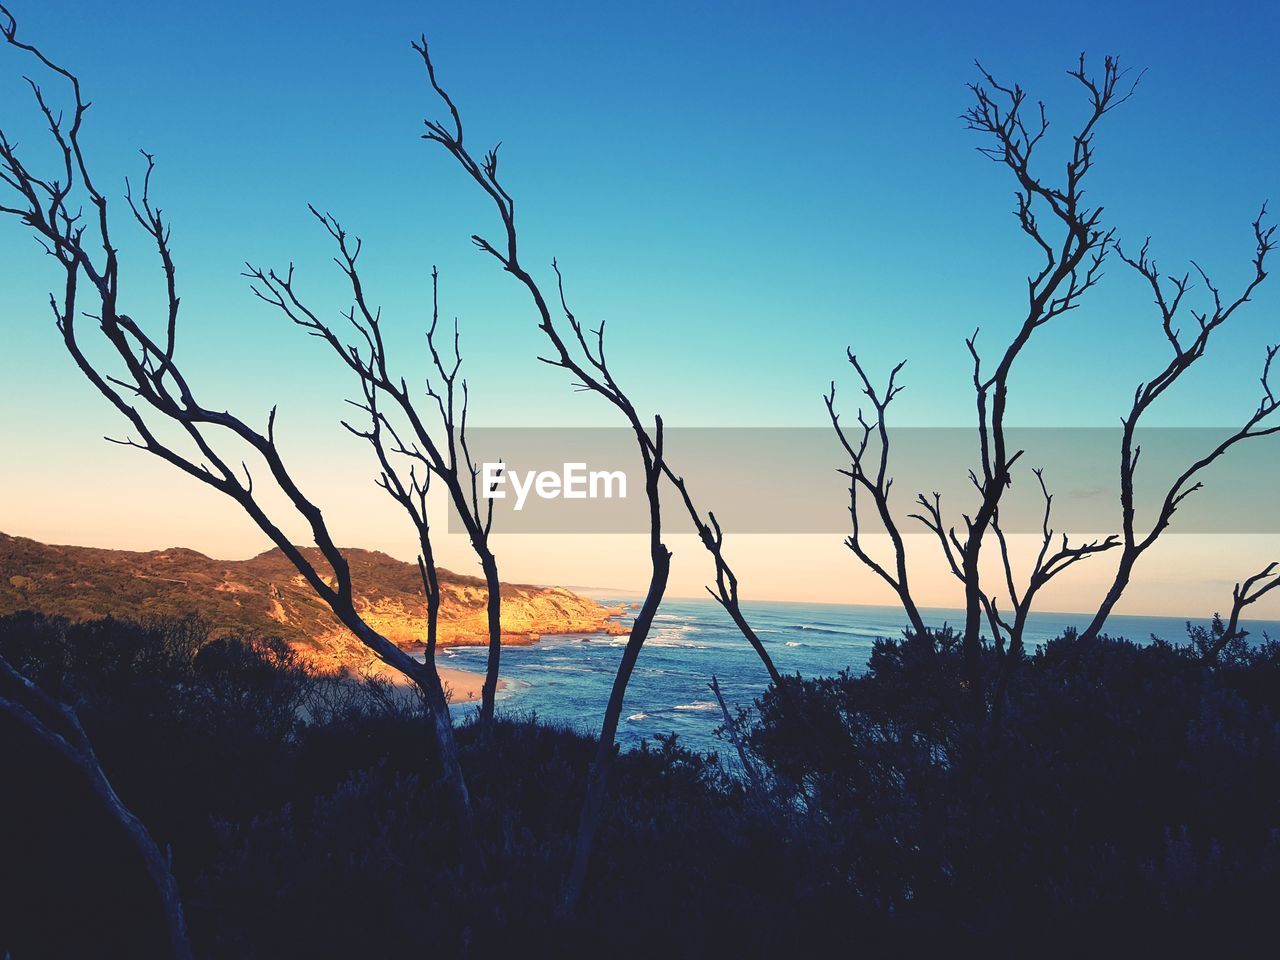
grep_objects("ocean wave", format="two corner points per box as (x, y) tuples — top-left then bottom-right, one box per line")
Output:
(647, 623), (704, 648)
(795, 624), (860, 636)
(784, 641), (804, 647)
(674, 701), (718, 712)
(495, 678), (532, 697)
(652, 622), (697, 636)
(626, 712), (648, 722)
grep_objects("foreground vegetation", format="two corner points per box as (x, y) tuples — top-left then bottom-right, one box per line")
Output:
(4, 2), (1277, 933)
(2, 612), (1278, 957)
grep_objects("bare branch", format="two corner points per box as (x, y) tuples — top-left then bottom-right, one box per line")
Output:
(827, 355), (928, 640)
(1083, 211), (1276, 641)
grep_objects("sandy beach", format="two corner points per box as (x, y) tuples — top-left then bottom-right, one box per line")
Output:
(359, 657), (497, 705)
(439, 666), (491, 704)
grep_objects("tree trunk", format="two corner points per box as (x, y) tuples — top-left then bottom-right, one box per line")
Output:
(961, 549), (987, 709)
(0, 659), (193, 959)
(420, 659), (482, 864)
(1080, 552), (1135, 643)
(559, 546), (672, 916)
(90, 761), (193, 960)
(346, 619), (478, 864)
(479, 552), (502, 728)
(991, 613), (1027, 722)
(723, 601), (781, 685)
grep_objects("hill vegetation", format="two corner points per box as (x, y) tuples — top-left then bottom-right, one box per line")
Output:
(0, 533), (625, 676)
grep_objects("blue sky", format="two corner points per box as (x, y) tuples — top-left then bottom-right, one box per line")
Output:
(4, 0), (1277, 426)
(1, 0), (1278, 612)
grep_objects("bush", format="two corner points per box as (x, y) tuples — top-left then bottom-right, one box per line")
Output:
(749, 628), (1280, 953)
(3, 612), (1279, 956)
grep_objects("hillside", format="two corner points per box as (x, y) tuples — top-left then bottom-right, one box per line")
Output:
(0, 533), (626, 675)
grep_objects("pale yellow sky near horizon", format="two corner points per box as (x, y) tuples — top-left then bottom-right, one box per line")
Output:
(4, 429), (1278, 625)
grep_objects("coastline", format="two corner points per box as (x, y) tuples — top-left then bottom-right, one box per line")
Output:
(439, 665), (494, 703)
(362, 658), (499, 704)
(392, 614), (631, 705)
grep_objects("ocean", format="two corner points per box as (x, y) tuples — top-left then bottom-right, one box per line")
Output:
(444, 597), (1280, 755)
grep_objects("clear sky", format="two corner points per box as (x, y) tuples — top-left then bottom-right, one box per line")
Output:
(1, 0), (1278, 618)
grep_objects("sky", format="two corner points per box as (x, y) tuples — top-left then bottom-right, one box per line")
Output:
(1, 0), (1278, 619)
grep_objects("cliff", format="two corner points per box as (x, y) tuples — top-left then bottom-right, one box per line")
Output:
(0, 532), (627, 676)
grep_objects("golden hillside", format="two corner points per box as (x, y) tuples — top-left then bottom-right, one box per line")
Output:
(0, 533), (627, 675)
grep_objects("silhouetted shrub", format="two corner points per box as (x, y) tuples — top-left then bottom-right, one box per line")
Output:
(3, 612), (1279, 957)
(749, 628), (1280, 953)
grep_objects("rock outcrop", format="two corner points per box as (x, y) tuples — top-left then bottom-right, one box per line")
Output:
(0, 532), (627, 675)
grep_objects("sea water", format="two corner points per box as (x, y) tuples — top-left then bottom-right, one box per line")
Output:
(443, 597), (1280, 756)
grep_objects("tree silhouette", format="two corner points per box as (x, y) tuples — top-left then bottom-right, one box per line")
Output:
(411, 39), (784, 911)
(0, 650), (192, 958)
(245, 216), (508, 728)
(0, 3), (479, 855)
(826, 56), (1276, 708)
(1079, 218), (1277, 641)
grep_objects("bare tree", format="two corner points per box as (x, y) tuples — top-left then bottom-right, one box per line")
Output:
(916, 468), (1118, 707)
(826, 354), (930, 640)
(245, 218), (508, 728)
(0, 653), (193, 959)
(1079, 217), (1278, 641)
(824, 355), (1113, 693)
(1203, 561), (1280, 663)
(662, 467), (782, 684)
(940, 56), (1131, 698)
(410, 40), (672, 912)
(828, 57), (1134, 704)
(827, 59), (1277, 701)
(0, 6), (478, 855)
(404, 46), (810, 923)
(412, 37), (798, 905)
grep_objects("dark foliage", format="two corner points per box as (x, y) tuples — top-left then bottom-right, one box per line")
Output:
(750, 628), (1280, 955)
(2, 613), (1279, 957)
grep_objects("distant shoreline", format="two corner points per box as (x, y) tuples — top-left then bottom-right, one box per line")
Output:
(439, 666), (490, 704)
(387, 627), (626, 704)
